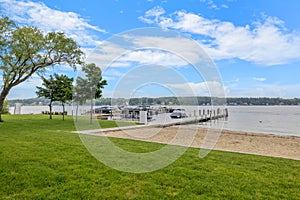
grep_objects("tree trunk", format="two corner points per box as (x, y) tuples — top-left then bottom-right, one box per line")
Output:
(76, 102), (79, 122)
(49, 102), (53, 120)
(0, 87), (11, 122)
(90, 88), (93, 124)
(0, 99), (3, 122)
(62, 103), (65, 121)
(90, 98), (93, 124)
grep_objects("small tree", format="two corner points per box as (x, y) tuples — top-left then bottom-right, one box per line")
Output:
(36, 74), (73, 120)
(54, 74), (73, 120)
(36, 75), (56, 119)
(74, 77), (88, 122)
(74, 63), (107, 124)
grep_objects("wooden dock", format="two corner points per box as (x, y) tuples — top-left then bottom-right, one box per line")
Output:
(151, 108), (228, 128)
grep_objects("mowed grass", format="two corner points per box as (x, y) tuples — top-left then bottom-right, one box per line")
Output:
(0, 115), (299, 199)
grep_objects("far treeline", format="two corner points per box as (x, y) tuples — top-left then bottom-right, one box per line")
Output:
(9, 96), (300, 106)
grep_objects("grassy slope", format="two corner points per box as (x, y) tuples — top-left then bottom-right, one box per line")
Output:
(0, 115), (299, 199)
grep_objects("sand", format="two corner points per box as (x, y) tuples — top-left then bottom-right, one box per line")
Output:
(84, 126), (300, 160)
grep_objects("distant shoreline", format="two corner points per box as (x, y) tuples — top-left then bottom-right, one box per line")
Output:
(7, 96), (300, 106)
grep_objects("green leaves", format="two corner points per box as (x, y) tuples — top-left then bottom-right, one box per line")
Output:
(36, 73), (73, 120)
(74, 76), (88, 105)
(44, 32), (84, 68)
(53, 74), (74, 104)
(36, 75), (56, 101)
(0, 16), (84, 119)
(74, 63), (107, 104)
(36, 73), (73, 104)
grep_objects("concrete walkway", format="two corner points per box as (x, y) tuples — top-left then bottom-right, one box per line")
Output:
(77, 124), (148, 134)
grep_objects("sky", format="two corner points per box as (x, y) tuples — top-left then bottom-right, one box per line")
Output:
(1, 0), (300, 99)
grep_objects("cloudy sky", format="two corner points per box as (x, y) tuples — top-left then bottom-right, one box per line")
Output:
(1, 0), (300, 99)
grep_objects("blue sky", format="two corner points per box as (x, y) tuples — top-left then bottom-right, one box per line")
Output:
(1, 0), (300, 99)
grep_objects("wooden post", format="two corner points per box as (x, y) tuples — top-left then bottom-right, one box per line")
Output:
(224, 108), (228, 117)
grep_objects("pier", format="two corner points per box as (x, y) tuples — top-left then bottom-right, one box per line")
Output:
(90, 106), (229, 128)
(149, 108), (229, 128)
(77, 108), (229, 134)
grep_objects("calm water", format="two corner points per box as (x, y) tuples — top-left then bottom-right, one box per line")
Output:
(9, 105), (300, 137)
(9, 105), (93, 116)
(199, 106), (300, 137)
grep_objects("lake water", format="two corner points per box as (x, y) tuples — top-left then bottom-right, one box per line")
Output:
(9, 105), (300, 137)
(9, 105), (93, 116)
(199, 106), (300, 137)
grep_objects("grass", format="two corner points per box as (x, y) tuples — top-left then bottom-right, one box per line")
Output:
(98, 120), (139, 129)
(0, 114), (299, 199)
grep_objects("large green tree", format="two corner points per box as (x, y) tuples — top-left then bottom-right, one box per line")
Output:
(74, 63), (107, 124)
(0, 17), (83, 122)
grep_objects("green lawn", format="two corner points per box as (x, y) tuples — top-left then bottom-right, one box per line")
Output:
(0, 115), (299, 199)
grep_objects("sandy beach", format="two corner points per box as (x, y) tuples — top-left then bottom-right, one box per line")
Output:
(83, 126), (300, 160)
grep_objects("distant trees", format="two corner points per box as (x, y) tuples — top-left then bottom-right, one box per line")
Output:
(94, 97), (300, 106)
(36, 74), (73, 120)
(225, 97), (300, 106)
(6, 96), (300, 107)
(0, 16), (83, 122)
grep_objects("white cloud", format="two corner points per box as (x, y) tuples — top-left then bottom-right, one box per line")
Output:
(140, 7), (300, 66)
(200, 0), (227, 10)
(119, 49), (188, 67)
(254, 84), (300, 98)
(138, 6), (165, 24)
(87, 42), (129, 69)
(87, 34), (211, 69)
(102, 76), (116, 81)
(221, 4), (229, 9)
(0, 0), (105, 46)
(104, 69), (123, 77)
(126, 35), (207, 64)
(253, 77), (266, 82)
(109, 62), (132, 68)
